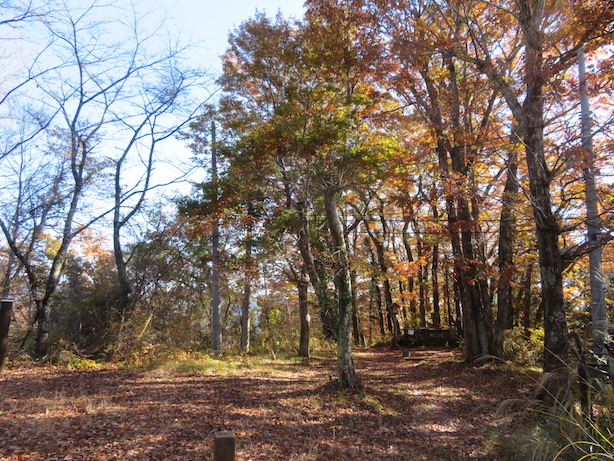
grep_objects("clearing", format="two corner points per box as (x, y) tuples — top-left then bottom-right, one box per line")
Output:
(0, 347), (534, 460)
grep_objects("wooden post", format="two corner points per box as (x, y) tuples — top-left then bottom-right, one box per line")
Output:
(0, 299), (14, 372)
(214, 431), (235, 461)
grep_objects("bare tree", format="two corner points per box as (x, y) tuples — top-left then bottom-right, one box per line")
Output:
(0, 0), (210, 355)
(110, 52), (210, 321)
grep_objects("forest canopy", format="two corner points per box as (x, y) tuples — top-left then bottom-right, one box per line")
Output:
(1, 0), (613, 391)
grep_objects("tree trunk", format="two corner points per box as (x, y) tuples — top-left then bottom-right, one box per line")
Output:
(416, 229), (428, 328)
(323, 189), (357, 388)
(295, 200), (337, 340)
(1, 252), (17, 299)
(240, 283), (251, 353)
(368, 241), (386, 337)
(33, 301), (48, 357)
(449, 150), (493, 359)
(495, 131), (520, 357)
(431, 206), (441, 329)
(211, 121), (222, 355)
(350, 268), (363, 346)
(444, 269), (453, 328)
(436, 134), (482, 359)
(402, 217), (418, 317)
(447, 56), (494, 360)
(578, 47), (608, 359)
(375, 282), (384, 337)
(519, 3), (569, 372)
(453, 276), (463, 333)
(363, 216), (397, 343)
(348, 228), (364, 346)
(113, 228), (132, 318)
(423, 60), (492, 360)
(240, 207), (254, 353)
(521, 262), (534, 337)
(297, 267), (310, 357)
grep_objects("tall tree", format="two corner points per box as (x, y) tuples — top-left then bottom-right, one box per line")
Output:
(211, 6), (399, 385)
(495, 128), (521, 357)
(210, 121), (222, 355)
(111, 62), (206, 320)
(577, 47), (608, 360)
(446, 0), (613, 372)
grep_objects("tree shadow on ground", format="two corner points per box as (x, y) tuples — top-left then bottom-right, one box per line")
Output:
(0, 347), (530, 460)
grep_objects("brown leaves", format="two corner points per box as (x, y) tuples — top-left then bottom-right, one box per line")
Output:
(0, 349), (530, 460)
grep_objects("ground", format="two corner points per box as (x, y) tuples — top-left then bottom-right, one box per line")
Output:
(0, 347), (534, 460)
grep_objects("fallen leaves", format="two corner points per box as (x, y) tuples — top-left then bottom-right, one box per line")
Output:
(0, 347), (530, 460)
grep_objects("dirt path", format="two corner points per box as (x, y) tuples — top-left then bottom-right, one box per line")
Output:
(0, 347), (531, 460)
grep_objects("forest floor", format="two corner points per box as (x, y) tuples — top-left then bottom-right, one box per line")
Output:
(0, 346), (538, 460)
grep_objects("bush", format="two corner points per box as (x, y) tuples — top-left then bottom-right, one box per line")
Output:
(503, 327), (544, 368)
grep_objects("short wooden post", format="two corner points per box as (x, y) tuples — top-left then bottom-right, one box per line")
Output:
(0, 299), (13, 372)
(214, 431), (236, 461)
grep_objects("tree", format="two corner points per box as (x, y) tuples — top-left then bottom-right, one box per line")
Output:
(444, 0), (613, 373)
(210, 120), (222, 355)
(0, 299), (12, 372)
(0, 0), (208, 355)
(194, 7), (400, 385)
(215, 13), (340, 341)
(110, 56), (207, 321)
(345, 0), (614, 375)
(346, 0), (503, 360)
(577, 47), (608, 360)
(495, 127), (521, 357)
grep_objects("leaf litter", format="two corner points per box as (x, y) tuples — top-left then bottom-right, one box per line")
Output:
(0, 347), (531, 460)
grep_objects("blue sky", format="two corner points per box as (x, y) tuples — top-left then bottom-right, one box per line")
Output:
(156, 0), (306, 75)
(133, 1), (307, 188)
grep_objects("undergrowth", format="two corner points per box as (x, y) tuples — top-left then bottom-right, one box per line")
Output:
(500, 330), (613, 460)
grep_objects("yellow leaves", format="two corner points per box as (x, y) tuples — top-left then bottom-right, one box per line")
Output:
(72, 230), (112, 262)
(40, 232), (61, 257)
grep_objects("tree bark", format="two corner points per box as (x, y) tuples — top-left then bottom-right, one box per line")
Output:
(495, 130), (520, 357)
(446, 54), (494, 359)
(415, 226), (428, 328)
(518, 1), (569, 372)
(295, 200), (337, 340)
(578, 47), (608, 359)
(402, 216), (418, 317)
(240, 206), (254, 353)
(323, 189), (357, 388)
(460, 0), (571, 373)
(443, 269), (453, 328)
(240, 282), (251, 353)
(521, 262), (534, 337)
(297, 267), (310, 358)
(369, 241), (386, 338)
(363, 216), (398, 343)
(431, 206), (441, 330)
(211, 121), (222, 355)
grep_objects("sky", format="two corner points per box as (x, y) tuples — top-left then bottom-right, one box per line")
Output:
(155, 0), (306, 76)
(2, 0), (308, 209)
(127, 0), (307, 192)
